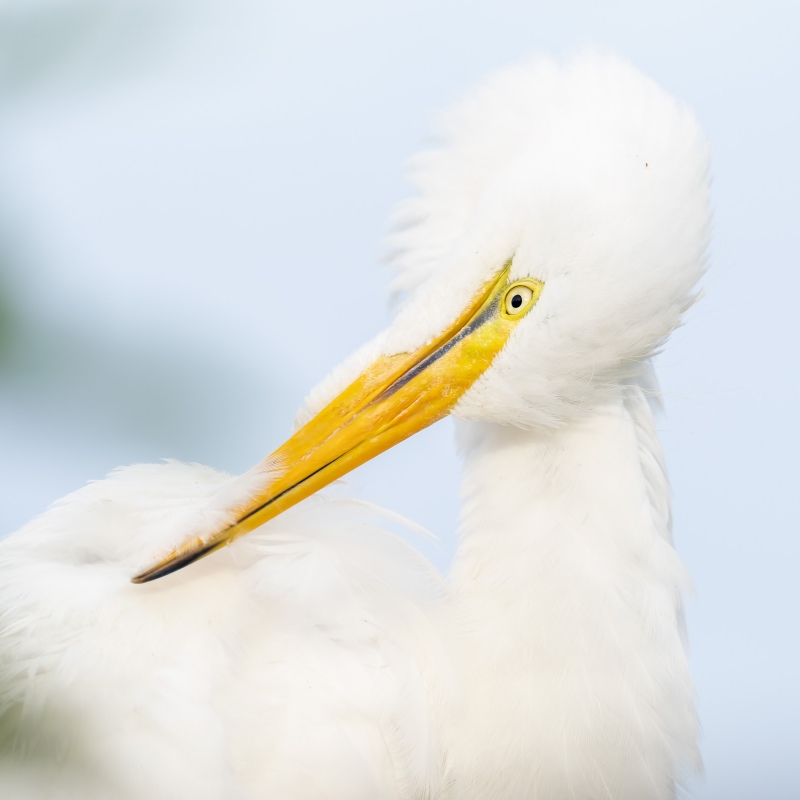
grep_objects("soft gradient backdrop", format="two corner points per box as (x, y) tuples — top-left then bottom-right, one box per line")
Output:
(0, 1), (797, 798)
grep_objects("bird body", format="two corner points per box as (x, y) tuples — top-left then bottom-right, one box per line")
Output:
(1, 462), (445, 799)
(0, 53), (710, 799)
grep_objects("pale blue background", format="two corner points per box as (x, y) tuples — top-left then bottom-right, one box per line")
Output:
(0, 1), (797, 797)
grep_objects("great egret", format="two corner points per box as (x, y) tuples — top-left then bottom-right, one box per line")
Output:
(0, 53), (710, 800)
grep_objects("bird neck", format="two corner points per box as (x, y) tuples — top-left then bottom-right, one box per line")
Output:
(445, 387), (698, 799)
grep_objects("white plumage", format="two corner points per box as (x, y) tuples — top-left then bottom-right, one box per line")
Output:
(0, 53), (710, 799)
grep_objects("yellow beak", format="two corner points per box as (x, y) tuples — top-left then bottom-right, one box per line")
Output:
(132, 263), (542, 583)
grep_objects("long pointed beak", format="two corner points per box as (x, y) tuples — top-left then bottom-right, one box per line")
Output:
(133, 263), (541, 583)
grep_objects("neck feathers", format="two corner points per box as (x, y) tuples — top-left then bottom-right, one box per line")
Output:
(444, 383), (698, 800)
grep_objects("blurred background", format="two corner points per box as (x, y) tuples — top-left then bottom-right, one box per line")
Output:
(0, 0), (797, 797)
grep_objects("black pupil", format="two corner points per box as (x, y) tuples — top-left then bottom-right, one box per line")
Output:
(511, 293), (523, 309)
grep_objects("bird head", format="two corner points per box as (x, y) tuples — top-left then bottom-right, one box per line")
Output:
(133, 53), (710, 583)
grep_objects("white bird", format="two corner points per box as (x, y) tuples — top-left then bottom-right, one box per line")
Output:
(0, 53), (710, 800)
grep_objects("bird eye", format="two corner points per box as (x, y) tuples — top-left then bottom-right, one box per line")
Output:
(502, 282), (539, 317)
